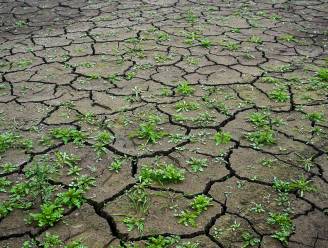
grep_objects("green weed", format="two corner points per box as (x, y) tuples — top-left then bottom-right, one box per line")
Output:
(139, 164), (185, 184)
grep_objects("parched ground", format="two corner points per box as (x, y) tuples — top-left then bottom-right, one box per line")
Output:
(0, 0), (328, 247)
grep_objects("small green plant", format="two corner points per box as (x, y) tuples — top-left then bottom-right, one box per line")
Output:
(15, 20), (27, 28)
(184, 31), (201, 45)
(139, 164), (185, 184)
(86, 73), (101, 80)
(185, 9), (197, 23)
(42, 232), (63, 248)
(190, 195), (213, 213)
(279, 34), (298, 43)
(132, 121), (166, 144)
(154, 53), (172, 63)
(107, 74), (121, 84)
(269, 87), (290, 102)
(187, 158), (208, 172)
(175, 101), (199, 112)
(93, 131), (114, 157)
(146, 235), (179, 248)
(306, 112), (324, 123)
(267, 212), (294, 245)
(176, 210), (198, 227)
(185, 56), (200, 65)
(272, 176), (316, 197)
(261, 76), (281, 84)
(125, 70), (136, 80)
(241, 232), (260, 248)
(0, 132), (21, 153)
(50, 128), (87, 145)
(176, 81), (195, 96)
(123, 216), (145, 233)
(316, 68), (328, 81)
(109, 158), (123, 173)
(0, 177), (11, 192)
(156, 31), (170, 42)
(0, 163), (18, 173)
(16, 59), (33, 68)
(248, 35), (263, 44)
(219, 40), (240, 51)
(29, 202), (64, 227)
(176, 195), (213, 227)
(78, 112), (96, 124)
(245, 129), (276, 148)
(249, 202), (265, 213)
(199, 38), (213, 48)
(55, 151), (80, 168)
(230, 28), (240, 33)
(128, 184), (150, 214)
(214, 131), (232, 145)
(56, 187), (85, 208)
(192, 112), (215, 126)
(176, 241), (199, 248)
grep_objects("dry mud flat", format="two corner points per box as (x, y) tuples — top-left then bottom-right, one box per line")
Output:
(0, 0), (327, 247)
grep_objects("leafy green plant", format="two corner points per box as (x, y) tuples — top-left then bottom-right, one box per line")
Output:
(146, 235), (179, 248)
(55, 151), (80, 167)
(269, 87), (290, 102)
(0, 163), (18, 173)
(175, 101), (199, 112)
(267, 212), (294, 245)
(29, 202), (64, 227)
(50, 128), (87, 145)
(139, 164), (185, 184)
(245, 129), (276, 148)
(248, 35), (263, 44)
(131, 121), (166, 144)
(261, 76), (281, 84)
(249, 202), (265, 213)
(316, 68), (328, 81)
(185, 9), (197, 23)
(190, 195), (213, 213)
(0, 177), (11, 192)
(214, 131), (232, 145)
(306, 112), (324, 123)
(15, 20), (27, 28)
(176, 210), (198, 227)
(123, 216), (145, 233)
(109, 158), (123, 173)
(192, 112), (215, 126)
(248, 112), (284, 128)
(0, 132), (21, 153)
(78, 112), (96, 124)
(241, 232), (260, 248)
(156, 31), (170, 42)
(154, 54), (172, 63)
(186, 157), (208, 172)
(279, 34), (298, 43)
(176, 81), (195, 96)
(42, 232), (63, 248)
(65, 240), (88, 248)
(199, 38), (213, 48)
(176, 242), (199, 248)
(56, 188), (85, 208)
(176, 195), (213, 227)
(219, 40), (240, 51)
(272, 176), (316, 197)
(93, 131), (114, 157)
(128, 184), (150, 214)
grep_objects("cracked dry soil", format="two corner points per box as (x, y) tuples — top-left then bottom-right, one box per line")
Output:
(0, 0), (328, 247)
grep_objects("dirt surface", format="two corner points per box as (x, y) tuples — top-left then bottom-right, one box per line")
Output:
(0, 0), (328, 247)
